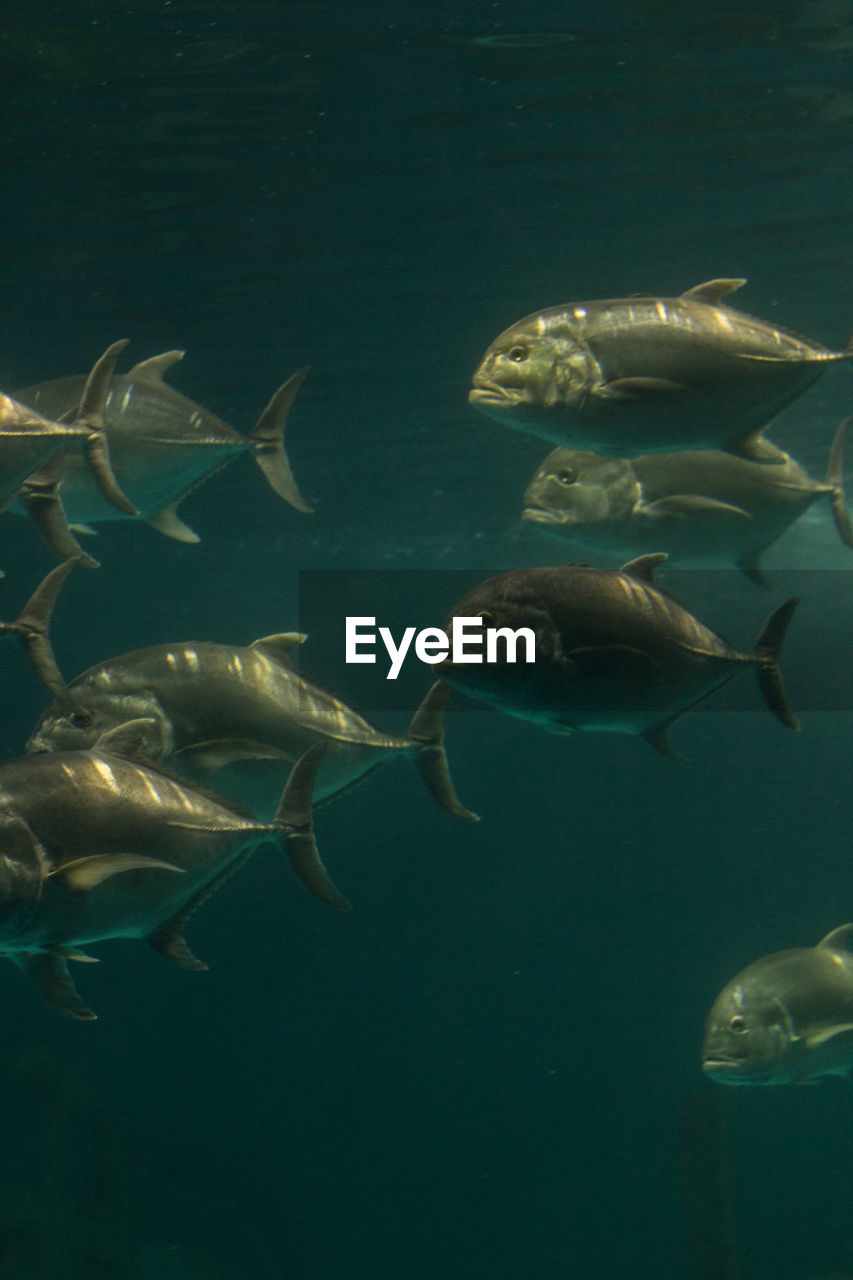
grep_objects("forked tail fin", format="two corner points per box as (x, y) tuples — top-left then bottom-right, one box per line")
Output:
(250, 367), (313, 514)
(405, 681), (479, 823)
(825, 416), (853, 547)
(753, 597), (800, 731)
(275, 744), (351, 909)
(0, 560), (81, 711)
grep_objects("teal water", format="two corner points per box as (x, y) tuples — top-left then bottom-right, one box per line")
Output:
(1, 3), (853, 1277)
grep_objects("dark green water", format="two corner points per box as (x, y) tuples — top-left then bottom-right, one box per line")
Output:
(1, 2), (853, 1277)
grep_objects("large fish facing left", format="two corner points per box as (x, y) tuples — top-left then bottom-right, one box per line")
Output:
(702, 926), (853, 1085)
(522, 418), (853, 584)
(13, 349), (312, 556)
(0, 721), (338, 1021)
(470, 278), (852, 460)
(438, 555), (799, 757)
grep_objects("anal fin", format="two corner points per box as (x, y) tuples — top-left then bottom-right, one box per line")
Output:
(13, 951), (97, 1020)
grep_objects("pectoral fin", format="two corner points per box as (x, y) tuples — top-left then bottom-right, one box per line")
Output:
(173, 738), (290, 774)
(596, 376), (692, 401)
(53, 853), (185, 891)
(641, 495), (752, 520)
(804, 1024), (853, 1049)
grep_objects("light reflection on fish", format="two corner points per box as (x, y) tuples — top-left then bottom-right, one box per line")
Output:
(470, 278), (852, 459)
(0, 721), (336, 1021)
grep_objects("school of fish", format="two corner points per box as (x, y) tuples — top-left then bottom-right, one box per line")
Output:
(0, 277), (847, 1054)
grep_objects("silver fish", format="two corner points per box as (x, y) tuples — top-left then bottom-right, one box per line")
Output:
(470, 278), (852, 460)
(16, 565), (477, 824)
(702, 925), (853, 1085)
(438, 554), (799, 757)
(13, 350), (311, 559)
(0, 340), (136, 526)
(0, 721), (336, 1021)
(522, 418), (853, 584)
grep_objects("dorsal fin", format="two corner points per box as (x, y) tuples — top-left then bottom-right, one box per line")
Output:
(620, 552), (668, 583)
(250, 632), (307, 667)
(681, 278), (747, 304)
(818, 924), (853, 952)
(127, 350), (185, 384)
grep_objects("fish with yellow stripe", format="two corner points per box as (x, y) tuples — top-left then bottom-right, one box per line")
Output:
(0, 720), (336, 1020)
(437, 555), (799, 757)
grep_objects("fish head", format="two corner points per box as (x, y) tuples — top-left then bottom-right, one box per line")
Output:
(469, 313), (597, 429)
(26, 690), (172, 759)
(701, 968), (807, 1085)
(522, 449), (638, 531)
(438, 572), (560, 709)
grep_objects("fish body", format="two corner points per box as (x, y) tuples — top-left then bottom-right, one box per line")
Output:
(0, 723), (320, 1019)
(13, 351), (311, 549)
(470, 278), (850, 459)
(25, 632), (474, 823)
(438, 555), (798, 756)
(522, 418), (853, 582)
(702, 925), (853, 1084)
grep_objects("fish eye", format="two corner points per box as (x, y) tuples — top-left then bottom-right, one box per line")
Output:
(728, 1015), (747, 1034)
(69, 710), (93, 729)
(556, 467), (577, 486)
(507, 345), (529, 362)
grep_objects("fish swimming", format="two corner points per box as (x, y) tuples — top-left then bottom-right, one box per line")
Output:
(16, 564), (476, 824)
(702, 925), (853, 1084)
(0, 722), (336, 1021)
(0, 340), (136, 536)
(470, 278), (852, 460)
(13, 349), (311, 559)
(522, 418), (853, 584)
(438, 555), (799, 757)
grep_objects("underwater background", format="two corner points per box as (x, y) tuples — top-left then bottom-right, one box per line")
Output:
(1, 2), (853, 1277)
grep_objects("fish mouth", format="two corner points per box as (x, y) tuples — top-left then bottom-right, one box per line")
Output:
(468, 383), (524, 410)
(522, 506), (568, 527)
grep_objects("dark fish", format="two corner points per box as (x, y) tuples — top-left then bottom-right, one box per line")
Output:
(470, 278), (852, 459)
(13, 350), (311, 559)
(0, 722), (337, 1021)
(16, 565), (477, 824)
(522, 418), (853, 584)
(0, 340), (136, 529)
(439, 555), (799, 757)
(702, 925), (853, 1085)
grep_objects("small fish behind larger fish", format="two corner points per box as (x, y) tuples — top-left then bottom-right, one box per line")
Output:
(470, 278), (852, 459)
(522, 418), (853, 584)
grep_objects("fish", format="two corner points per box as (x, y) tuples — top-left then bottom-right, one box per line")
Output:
(521, 418), (853, 585)
(0, 721), (338, 1021)
(13, 349), (312, 560)
(702, 925), (853, 1084)
(15, 564), (477, 824)
(469, 277), (853, 460)
(438, 554), (799, 757)
(0, 340), (136, 535)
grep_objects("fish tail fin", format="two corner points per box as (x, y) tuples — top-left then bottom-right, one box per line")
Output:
(274, 745), (351, 909)
(73, 340), (139, 517)
(825, 417), (853, 547)
(753, 597), (800, 730)
(404, 681), (480, 822)
(0, 560), (80, 708)
(249, 367), (313, 514)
